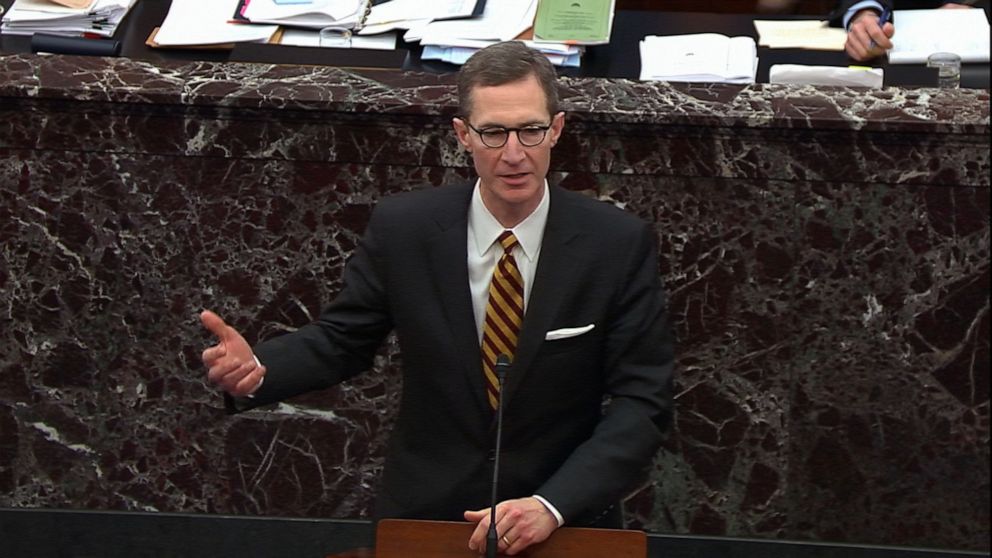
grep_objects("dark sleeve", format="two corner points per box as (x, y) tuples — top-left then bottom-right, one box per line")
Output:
(827, 0), (892, 27)
(536, 221), (675, 524)
(948, 0), (991, 11)
(226, 205), (394, 413)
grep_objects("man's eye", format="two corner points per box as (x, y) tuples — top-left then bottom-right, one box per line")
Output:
(481, 129), (507, 137)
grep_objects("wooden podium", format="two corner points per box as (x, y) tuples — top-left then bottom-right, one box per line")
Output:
(327, 519), (646, 558)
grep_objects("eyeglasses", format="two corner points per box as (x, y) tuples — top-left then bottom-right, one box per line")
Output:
(464, 121), (553, 148)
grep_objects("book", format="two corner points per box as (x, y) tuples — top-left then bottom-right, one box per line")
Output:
(639, 33), (758, 84)
(887, 9), (990, 64)
(532, 0), (616, 45)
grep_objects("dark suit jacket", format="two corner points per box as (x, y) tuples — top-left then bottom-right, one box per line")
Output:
(828, 0), (987, 26)
(237, 182), (674, 527)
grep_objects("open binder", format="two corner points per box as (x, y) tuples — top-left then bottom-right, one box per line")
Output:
(233, 0), (373, 31)
(639, 33), (759, 84)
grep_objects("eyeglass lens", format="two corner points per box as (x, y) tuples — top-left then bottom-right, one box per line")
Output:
(477, 127), (548, 148)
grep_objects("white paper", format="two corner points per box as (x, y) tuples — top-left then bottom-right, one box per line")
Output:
(418, 0), (537, 44)
(769, 64), (884, 88)
(888, 9), (990, 64)
(400, 19), (432, 42)
(364, 0), (476, 27)
(241, 0), (358, 21)
(358, 17), (430, 35)
(154, 0), (278, 46)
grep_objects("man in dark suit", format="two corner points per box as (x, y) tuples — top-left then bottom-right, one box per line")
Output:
(829, 0), (987, 61)
(200, 40), (673, 556)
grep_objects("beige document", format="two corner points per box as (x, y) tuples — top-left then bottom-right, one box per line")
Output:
(48, 0), (95, 8)
(753, 19), (847, 51)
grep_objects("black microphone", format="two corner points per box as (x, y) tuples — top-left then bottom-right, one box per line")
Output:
(31, 33), (121, 57)
(486, 354), (511, 558)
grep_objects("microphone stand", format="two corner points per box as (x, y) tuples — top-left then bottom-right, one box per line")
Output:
(486, 354), (511, 558)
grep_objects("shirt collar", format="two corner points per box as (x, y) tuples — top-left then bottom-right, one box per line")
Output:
(469, 179), (549, 262)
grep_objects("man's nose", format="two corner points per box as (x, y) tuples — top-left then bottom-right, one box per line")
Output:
(500, 132), (526, 163)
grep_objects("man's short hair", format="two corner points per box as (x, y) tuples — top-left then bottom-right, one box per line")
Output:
(457, 41), (560, 120)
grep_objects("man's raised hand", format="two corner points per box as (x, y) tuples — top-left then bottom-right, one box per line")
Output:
(200, 310), (265, 397)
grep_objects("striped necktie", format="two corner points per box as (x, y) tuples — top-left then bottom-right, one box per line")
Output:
(481, 231), (524, 410)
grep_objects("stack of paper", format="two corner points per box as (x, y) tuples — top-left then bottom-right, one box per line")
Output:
(1, 0), (136, 37)
(422, 38), (581, 67)
(639, 33), (759, 84)
(412, 0), (581, 67)
(888, 9), (990, 64)
(769, 64), (883, 88)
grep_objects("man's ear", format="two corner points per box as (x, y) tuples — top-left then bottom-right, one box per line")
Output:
(452, 117), (472, 150)
(548, 111), (565, 147)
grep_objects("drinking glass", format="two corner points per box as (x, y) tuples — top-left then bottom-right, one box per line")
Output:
(927, 52), (961, 89)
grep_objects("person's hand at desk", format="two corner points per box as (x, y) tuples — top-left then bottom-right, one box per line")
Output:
(465, 497), (559, 556)
(842, 1), (981, 61)
(845, 9), (894, 61)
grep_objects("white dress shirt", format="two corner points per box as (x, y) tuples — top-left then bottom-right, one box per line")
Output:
(467, 180), (549, 339)
(465, 179), (565, 527)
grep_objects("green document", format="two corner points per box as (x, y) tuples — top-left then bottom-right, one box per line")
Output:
(533, 0), (614, 44)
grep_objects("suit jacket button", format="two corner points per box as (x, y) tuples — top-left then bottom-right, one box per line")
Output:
(487, 449), (496, 462)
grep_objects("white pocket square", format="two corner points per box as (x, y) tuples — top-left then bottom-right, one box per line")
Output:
(545, 324), (595, 341)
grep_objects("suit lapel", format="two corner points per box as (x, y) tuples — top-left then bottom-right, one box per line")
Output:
(500, 187), (583, 408)
(427, 185), (492, 417)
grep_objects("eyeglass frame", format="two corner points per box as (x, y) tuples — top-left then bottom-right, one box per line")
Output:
(461, 119), (556, 149)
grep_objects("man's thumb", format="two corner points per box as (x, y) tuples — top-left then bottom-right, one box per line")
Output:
(200, 310), (231, 341)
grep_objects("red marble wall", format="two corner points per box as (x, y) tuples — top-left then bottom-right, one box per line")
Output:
(0, 54), (988, 551)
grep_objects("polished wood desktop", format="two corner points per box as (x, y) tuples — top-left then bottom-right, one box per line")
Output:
(323, 519), (647, 558)
(0, 0), (988, 88)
